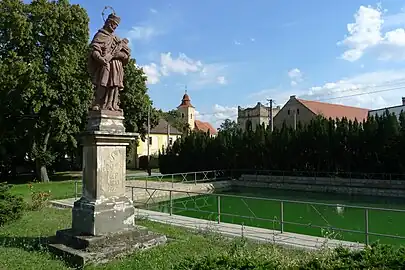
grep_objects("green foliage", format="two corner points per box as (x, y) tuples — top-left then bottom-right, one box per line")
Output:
(174, 243), (405, 270)
(0, 183), (25, 226)
(219, 119), (239, 133)
(160, 111), (405, 176)
(160, 109), (190, 134)
(300, 244), (405, 269)
(121, 59), (158, 137)
(0, 0), (92, 181)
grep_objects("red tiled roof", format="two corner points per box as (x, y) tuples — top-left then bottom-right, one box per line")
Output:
(297, 98), (369, 122)
(177, 93), (195, 108)
(195, 120), (217, 135)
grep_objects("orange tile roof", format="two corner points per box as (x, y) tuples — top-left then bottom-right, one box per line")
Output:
(195, 120), (217, 135)
(177, 93), (195, 108)
(297, 98), (369, 122)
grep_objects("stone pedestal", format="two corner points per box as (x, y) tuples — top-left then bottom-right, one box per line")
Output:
(49, 110), (167, 267)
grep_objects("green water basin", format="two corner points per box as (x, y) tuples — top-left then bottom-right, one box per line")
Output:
(144, 187), (405, 245)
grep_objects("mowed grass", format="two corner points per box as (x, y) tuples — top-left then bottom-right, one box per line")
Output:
(0, 207), (313, 270)
(9, 180), (82, 202)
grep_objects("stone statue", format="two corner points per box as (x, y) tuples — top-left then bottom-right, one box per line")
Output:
(88, 12), (131, 112)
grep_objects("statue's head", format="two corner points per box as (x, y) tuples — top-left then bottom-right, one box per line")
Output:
(104, 13), (121, 33)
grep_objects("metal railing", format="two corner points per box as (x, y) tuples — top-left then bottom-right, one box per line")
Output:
(127, 185), (405, 246)
(73, 170), (230, 199)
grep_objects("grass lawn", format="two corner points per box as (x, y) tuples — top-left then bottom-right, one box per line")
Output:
(0, 207), (312, 270)
(9, 180), (82, 202)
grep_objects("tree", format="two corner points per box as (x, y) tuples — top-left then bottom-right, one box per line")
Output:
(159, 112), (405, 178)
(218, 119), (239, 133)
(121, 59), (159, 138)
(160, 109), (190, 134)
(0, 0), (92, 181)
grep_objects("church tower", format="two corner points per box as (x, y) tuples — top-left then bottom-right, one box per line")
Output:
(177, 89), (195, 130)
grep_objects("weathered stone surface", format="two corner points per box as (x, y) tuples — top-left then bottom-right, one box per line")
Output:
(49, 226), (167, 267)
(72, 196), (135, 235)
(48, 112), (168, 267)
(86, 110), (125, 132)
(236, 174), (405, 197)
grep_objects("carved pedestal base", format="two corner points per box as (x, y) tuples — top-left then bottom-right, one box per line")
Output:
(49, 112), (166, 266)
(72, 196), (134, 236)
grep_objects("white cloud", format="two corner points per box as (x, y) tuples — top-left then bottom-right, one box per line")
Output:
(149, 8), (158, 13)
(196, 104), (238, 128)
(234, 40), (242, 45)
(216, 76), (227, 85)
(160, 52), (202, 75)
(288, 68), (303, 86)
(127, 26), (158, 41)
(339, 5), (405, 61)
(141, 63), (160, 84)
(141, 52), (227, 86)
(250, 70), (405, 110)
(250, 38), (256, 42)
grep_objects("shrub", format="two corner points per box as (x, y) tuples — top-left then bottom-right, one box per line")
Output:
(0, 183), (25, 226)
(174, 243), (405, 270)
(28, 183), (51, 211)
(300, 243), (405, 269)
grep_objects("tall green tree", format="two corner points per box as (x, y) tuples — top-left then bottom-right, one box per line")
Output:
(0, 0), (92, 181)
(159, 111), (405, 179)
(218, 119), (239, 133)
(121, 59), (159, 138)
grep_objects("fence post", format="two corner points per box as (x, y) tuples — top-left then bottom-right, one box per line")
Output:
(169, 190), (173, 216)
(74, 180), (78, 200)
(131, 187), (134, 202)
(365, 208), (369, 246)
(217, 195), (221, 224)
(171, 174), (174, 188)
(194, 172), (197, 185)
(280, 201), (284, 233)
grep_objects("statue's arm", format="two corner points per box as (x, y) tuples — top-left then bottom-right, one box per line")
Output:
(91, 50), (107, 64)
(113, 51), (129, 61)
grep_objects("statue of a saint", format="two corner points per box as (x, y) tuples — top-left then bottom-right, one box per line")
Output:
(88, 12), (131, 112)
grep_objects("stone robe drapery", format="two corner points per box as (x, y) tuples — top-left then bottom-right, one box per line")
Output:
(88, 28), (126, 89)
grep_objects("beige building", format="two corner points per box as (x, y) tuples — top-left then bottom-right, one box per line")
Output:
(368, 97), (405, 119)
(177, 92), (217, 136)
(274, 95), (370, 129)
(237, 102), (280, 131)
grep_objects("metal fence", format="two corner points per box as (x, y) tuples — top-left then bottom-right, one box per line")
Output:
(73, 170), (229, 199)
(127, 185), (405, 246)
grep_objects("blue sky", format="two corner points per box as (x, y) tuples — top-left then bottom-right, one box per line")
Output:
(61, 1), (405, 126)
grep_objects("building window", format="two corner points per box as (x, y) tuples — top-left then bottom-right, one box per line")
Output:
(288, 109), (290, 115)
(149, 137), (152, 145)
(297, 109), (300, 115)
(181, 113), (184, 118)
(191, 114), (193, 119)
(169, 138), (173, 145)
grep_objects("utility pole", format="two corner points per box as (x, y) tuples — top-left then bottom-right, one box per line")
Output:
(267, 98), (273, 132)
(147, 104), (151, 176)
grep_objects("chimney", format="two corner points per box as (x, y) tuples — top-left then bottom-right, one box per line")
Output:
(402, 97), (405, 105)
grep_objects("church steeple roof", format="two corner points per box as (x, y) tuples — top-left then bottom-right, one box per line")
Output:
(177, 87), (195, 108)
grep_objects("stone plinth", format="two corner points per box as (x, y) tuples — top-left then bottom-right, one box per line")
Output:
(49, 111), (167, 267)
(72, 130), (136, 235)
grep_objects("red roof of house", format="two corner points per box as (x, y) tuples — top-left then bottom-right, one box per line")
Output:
(195, 120), (217, 135)
(297, 98), (369, 122)
(177, 93), (195, 108)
